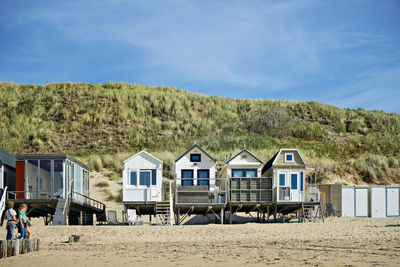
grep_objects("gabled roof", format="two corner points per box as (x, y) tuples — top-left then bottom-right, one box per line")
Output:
(175, 144), (217, 163)
(123, 150), (163, 164)
(225, 148), (263, 164)
(262, 148), (306, 174)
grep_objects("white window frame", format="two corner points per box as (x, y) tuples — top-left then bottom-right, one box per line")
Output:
(285, 153), (294, 163)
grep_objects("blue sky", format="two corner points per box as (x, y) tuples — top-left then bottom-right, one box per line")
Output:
(1, 1), (399, 113)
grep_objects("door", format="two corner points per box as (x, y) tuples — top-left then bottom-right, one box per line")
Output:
(342, 187), (355, 217)
(371, 187), (386, 217)
(387, 187), (400, 216)
(277, 172), (290, 201)
(355, 188), (368, 217)
(290, 173), (299, 201)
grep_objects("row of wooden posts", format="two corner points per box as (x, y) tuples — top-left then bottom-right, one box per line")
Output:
(0, 239), (40, 258)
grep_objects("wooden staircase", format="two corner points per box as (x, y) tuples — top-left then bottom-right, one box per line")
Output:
(301, 202), (324, 223)
(156, 201), (171, 225)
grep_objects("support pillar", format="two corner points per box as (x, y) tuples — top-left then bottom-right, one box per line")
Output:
(220, 208), (224, 225)
(273, 205), (277, 223)
(229, 206), (233, 224)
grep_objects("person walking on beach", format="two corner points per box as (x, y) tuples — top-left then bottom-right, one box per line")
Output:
(18, 203), (29, 240)
(5, 201), (18, 240)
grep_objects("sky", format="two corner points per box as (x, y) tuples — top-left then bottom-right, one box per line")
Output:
(0, 0), (399, 113)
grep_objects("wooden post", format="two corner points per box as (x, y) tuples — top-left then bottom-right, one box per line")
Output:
(36, 239), (40, 251)
(273, 205), (277, 223)
(21, 239), (27, 254)
(220, 208), (224, 225)
(0, 240), (6, 259)
(19, 239), (23, 254)
(93, 213), (97, 226)
(27, 240), (33, 252)
(13, 239), (20, 256)
(176, 208), (180, 225)
(33, 239), (37, 251)
(7, 240), (13, 257)
(79, 211), (83, 225)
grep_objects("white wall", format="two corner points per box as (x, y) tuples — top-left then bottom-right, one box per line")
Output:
(175, 147), (216, 191)
(369, 186), (386, 217)
(123, 151), (162, 203)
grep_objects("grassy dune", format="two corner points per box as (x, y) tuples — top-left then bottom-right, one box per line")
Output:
(0, 82), (399, 184)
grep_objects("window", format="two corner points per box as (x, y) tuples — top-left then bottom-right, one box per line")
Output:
(285, 153), (294, 162)
(232, 169), (257, 178)
(291, 173), (298, 190)
(190, 154), (201, 162)
(279, 173), (286, 186)
(181, 170), (194, 186)
(197, 170), (209, 186)
(130, 172), (137, 186)
(300, 172), (304, 191)
(139, 171), (151, 187)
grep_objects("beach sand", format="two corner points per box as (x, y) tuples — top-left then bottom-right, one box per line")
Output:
(1, 216), (399, 267)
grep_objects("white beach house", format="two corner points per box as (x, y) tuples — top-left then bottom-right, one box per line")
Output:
(123, 151), (163, 203)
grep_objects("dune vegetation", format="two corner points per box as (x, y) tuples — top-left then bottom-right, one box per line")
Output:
(0, 82), (399, 185)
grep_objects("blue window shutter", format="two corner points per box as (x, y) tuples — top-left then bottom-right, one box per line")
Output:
(291, 174), (298, 189)
(279, 174), (285, 186)
(300, 172), (304, 191)
(130, 172), (137, 186)
(152, 169), (157, 185)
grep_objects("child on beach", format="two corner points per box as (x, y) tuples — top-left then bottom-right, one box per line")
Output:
(18, 203), (30, 240)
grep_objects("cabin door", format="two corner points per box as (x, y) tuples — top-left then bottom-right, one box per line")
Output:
(290, 172), (300, 201)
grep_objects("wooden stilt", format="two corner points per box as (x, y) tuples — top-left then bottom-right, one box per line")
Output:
(13, 239), (20, 256)
(0, 240), (6, 258)
(220, 208), (224, 225)
(7, 240), (13, 257)
(21, 239), (27, 254)
(36, 239), (40, 251)
(273, 205), (277, 222)
(177, 208), (180, 225)
(229, 206), (233, 224)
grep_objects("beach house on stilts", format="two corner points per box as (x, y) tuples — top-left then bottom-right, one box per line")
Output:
(262, 149), (323, 222)
(9, 154), (105, 225)
(174, 144), (226, 225)
(122, 151), (171, 224)
(220, 148), (272, 224)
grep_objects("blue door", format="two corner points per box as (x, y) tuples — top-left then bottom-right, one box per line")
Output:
(181, 170), (194, 186)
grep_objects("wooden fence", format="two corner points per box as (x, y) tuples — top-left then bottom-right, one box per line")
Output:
(0, 239), (40, 258)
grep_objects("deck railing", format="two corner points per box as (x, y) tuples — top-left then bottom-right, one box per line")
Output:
(175, 177), (227, 205)
(229, 176), (273, 203)
(71, 191), (105, 211)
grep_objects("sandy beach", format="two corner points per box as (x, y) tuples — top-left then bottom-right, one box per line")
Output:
(1, 217), (399, 267)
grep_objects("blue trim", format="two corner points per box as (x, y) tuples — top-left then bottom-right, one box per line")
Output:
(139, 171), (151, 187)
(175, 144), (217, 163)
(226, 149), (263, 164)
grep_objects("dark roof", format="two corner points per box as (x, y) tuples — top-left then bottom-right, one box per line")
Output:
(16, 154), (90, 171)
(0, 150), (16, 168)
(225, 148), (264, 164)
(174, 144), (217, 163)
(261, 151), (279, 174)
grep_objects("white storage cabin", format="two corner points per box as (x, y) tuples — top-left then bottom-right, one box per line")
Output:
(122, 151), (163, 203)
(369, 186), (386, 218)
(386, 185), (400, 217)
(320, 185), (369, 217)
(261, 149), (307, 203)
